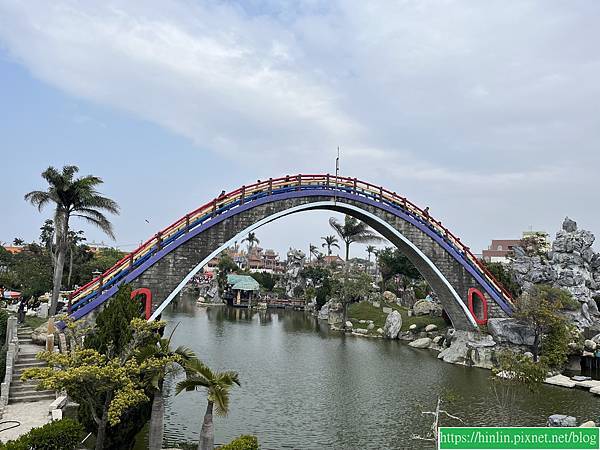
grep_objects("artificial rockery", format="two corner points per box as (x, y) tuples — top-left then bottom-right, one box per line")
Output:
(512, 217), (600, 330)
(377, 217), (600, 371)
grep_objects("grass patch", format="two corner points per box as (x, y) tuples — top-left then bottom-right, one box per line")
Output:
(23, 315), (46, 330)
(348, 301), (448, 332)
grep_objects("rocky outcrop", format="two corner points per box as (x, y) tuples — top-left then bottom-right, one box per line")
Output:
(413, 299), (442, 316)
(547, 414), (577, 427)
(31, 322), (49, 346)
(284, 248), (306, 298)
(383, 310), (402, 339)
(512, 217), (600, 329)
(437, 331), (497, 369)
(487, 318), (536, 347)
(382, 291), (397, 303)
(409, 337), (431, 348)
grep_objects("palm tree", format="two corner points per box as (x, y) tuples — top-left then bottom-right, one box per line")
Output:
(176, 358), (241, 450)
(321, 235), (340, 256)
(366, 245), (376, 272)
(329, 216), (383, 326)
(241, 232), (260, 254)
(25, 166), (119, 315)
(66, 230), (85, 289)
(329, 216), (383, 262)
(309, 244), (320, 262)
(137, 328), (196, 450)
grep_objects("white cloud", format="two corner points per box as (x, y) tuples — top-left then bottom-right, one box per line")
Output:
(1, 0), (600, 251)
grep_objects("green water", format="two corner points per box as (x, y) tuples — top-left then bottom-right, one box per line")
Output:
(147, 298), (598, 449)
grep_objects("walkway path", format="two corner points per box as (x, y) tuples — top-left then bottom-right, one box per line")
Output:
(0, 325), (55, 443)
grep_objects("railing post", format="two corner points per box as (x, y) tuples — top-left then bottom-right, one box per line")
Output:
(185, 214), (190, 233)
(353, 178), (357, 192)
(379, 186), (383, 201)
(268, 178), (273, 195)
(240, 186), (245, 205)
(326, 173), (330, 188)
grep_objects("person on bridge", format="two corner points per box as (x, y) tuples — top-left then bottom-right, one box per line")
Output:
(424, 206), (430, 220)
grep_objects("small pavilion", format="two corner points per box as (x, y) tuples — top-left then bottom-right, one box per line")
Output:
(226, 274), (260, 307)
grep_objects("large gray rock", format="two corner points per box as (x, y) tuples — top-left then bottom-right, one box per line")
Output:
(409, 337), (432, 348)
(382, 291), (397, 303)
(413, 299), (442, 316)
(328, 302), (344, 325)
(488, 318), (536, 346)
(437, 331), (496, 368)
(318, 302), (329, 320)
(383, 310), (402, 339)
(547, 414), (577, 427)
(31, 322), (49, 346)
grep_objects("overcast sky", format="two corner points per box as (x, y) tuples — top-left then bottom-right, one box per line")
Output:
(1, 1), (599, 260)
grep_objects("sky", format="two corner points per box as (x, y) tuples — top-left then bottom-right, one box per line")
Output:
(0, 0), (599, 260)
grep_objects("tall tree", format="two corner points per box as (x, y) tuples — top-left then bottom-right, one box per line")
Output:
(25, 166), (119, 315)
(137, 328), (195, 450)
(366, 245), (376, 269)
(328, 216), (383, 262)
(309, 244), (320, 262)
(241, 232), (260, 254)
(66, 230), (86, 289)
(176, 359), (240, 450)
(321, 235), (339, 256)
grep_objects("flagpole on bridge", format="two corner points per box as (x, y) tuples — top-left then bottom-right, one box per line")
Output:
(334, 146), (340, 205)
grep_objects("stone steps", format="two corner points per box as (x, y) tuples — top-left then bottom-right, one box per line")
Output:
(9, 392), (56, 403)
(8, 326), (54, 405)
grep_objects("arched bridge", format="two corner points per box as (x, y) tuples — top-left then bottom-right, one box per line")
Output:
(68, 174), (514, 330)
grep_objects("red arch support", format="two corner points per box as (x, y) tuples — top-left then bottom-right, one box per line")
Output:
(131, 288), (152, 320)
(468, 288), (488, 325)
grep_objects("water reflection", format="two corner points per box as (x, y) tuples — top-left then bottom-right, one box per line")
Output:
(155, 294), (599, 449)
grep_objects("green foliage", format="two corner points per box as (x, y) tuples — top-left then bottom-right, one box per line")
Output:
(0, 309), (9, 346)
(0, 419), (84, 450)
(218, 435), (259, 450)
(176, 358), (240, 417)
(519, 232), (550, 258)
(249, 272), (278, 292)
(292, 285), (304, 298)
(300, 266), (334, 309)
(514, 285), (576, 362)
(85, 285), (143, 357)
(377, 247), (421, 286)
(493, 350), (548, 390)
(540, 322), (573, 369)
(217, 255), (239, 294)
(481, 261), (522, 298)
(0, 243), (53, 299)
(329, 215), (383, 260)
(334, 269), (373, 305)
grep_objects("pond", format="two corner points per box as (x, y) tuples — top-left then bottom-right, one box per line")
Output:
(143, 297), (598, 449)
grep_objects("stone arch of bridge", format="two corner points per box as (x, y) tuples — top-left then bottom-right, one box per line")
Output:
(149, 200), (478, 329)
(68, 182), (512, 331)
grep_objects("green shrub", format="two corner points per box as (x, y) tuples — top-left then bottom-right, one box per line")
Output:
(218, 435), (259, 450)
(0, 309), (9, 346)
(0, 419), (84, 450)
